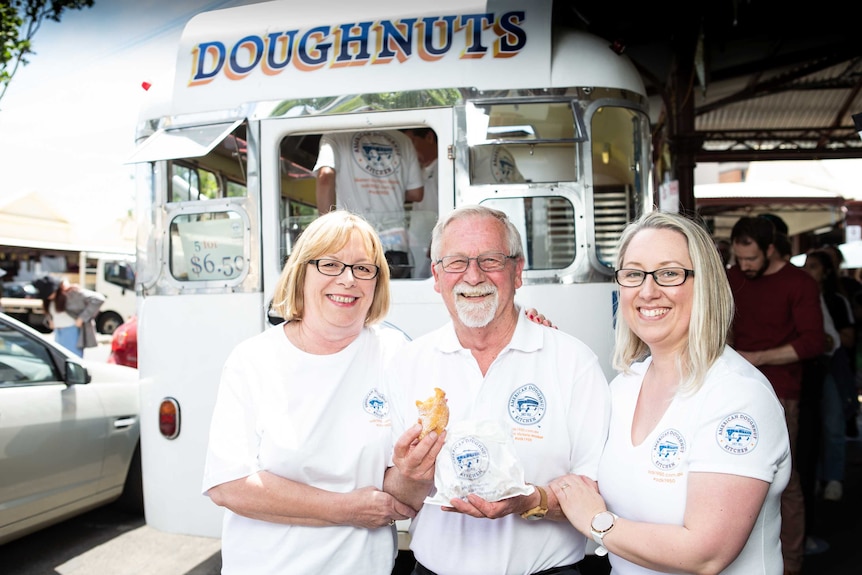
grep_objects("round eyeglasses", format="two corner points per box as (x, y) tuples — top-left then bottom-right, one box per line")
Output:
(435, 252), (517, 273)
(308, 259), (380, 280)
(614, 267), (694, 287)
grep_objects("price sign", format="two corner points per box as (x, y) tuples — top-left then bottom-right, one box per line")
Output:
(177, 218), (245, 280)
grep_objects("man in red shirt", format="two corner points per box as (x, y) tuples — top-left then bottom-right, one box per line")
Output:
(728, 216), (825, 575)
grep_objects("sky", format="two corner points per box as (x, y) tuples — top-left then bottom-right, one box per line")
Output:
(2, 0), (861, 234)
(0, 0), (259, 227)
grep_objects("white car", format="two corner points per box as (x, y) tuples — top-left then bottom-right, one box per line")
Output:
(0, 312), (141, 545)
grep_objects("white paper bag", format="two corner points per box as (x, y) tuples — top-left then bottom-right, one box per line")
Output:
(424, 419), (533, 505)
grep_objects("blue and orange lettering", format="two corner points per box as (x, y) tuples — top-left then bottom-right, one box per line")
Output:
(333, 21), (372, 68)
(417, 15), (456, 61)
(296, 26), (332, 71)
(263, 30), (298, 75)
(459, 13), (491, 59)
(225, 35), (263, 80)
(375, 18), (416, 64)
(494, 11), (527, 57)
(189, 41), (226, 86)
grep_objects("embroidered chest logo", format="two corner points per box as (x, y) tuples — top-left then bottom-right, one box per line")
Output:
(450, 436), (490, 480)
(508, 384), (546, 425)
(352, 132), (402, 177)
(363, 388), (389, 419)
(716, 413), (759, 454)
(651, 428), (686, 470)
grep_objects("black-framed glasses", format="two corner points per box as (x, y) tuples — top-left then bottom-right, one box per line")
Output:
(308, 259), (380, 280)
(614, 267), (694, 287)
(435, 252), (517, 273)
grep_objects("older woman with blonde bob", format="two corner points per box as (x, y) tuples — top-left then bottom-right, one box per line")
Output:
(550, 211), (791, 575)
(202, 210), (419, 575)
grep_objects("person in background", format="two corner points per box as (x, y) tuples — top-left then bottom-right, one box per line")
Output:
(794, 249), (841, 556)
(314, 130), (424, 278)
(551, 210), (790, 575)
(727, 215), (824, 575)
(33, 275), (105, 358)
(384, 205), (610, 575)
(403, 127), (439, 279)
(803, 249), (854, 503)
(821, 243), (862, 438)
(714, 237), (732, 268)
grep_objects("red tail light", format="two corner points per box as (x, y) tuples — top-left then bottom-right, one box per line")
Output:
(159, 398), (181, 439)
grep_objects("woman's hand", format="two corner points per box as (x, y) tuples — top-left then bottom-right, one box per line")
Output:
(342, 486), (416, 529)
(549, 474), (605, 536)
(525, 308), (557, 329)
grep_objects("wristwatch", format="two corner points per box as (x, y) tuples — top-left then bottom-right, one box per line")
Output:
(520, 485), (548, 520)
(590, 510), (618, 556)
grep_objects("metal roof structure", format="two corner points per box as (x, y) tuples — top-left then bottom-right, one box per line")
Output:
(557, 1), (862, 235)
(559, 0), (862, 163)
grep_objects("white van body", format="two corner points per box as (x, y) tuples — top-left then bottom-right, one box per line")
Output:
(129, 0), (653, 541)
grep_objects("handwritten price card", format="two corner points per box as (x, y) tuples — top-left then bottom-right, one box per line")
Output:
(177, 217), (245, 280)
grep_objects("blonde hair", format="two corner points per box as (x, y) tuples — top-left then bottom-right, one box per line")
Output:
(270, 210), (390, 324)
(613, 211), (734, 394)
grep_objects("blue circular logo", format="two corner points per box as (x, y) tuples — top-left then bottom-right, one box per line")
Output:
(450, 436), (490, 480)
(363, 388), (389, 419)
(508, 384), (546, 425)
(352, 132), (402, 177)
(716, 413), (759, 454)
(651, 428), (686, 470)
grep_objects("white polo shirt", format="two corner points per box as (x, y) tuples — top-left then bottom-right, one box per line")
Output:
(598, 348), (790, 575)
(386, 308), (611, 575)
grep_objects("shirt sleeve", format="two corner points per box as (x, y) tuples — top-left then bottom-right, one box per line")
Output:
(688, 373), (789, 483)
(312, 134), (337, 174)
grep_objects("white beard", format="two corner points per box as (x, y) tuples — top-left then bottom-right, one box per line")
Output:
(453, 282), (498, 328)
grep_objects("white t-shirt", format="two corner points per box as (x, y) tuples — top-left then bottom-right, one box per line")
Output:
(202, 323), (406, 575)
(408, 158), (438, 278)
(313, 130), (424, 218)
(597, 348), (791, 575)
(386, 308), (611, 575)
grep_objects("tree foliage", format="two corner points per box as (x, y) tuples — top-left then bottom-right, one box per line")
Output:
(0, 0), (94, 104)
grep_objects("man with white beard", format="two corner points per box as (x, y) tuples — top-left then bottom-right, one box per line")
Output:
(382, 205), (611, 575)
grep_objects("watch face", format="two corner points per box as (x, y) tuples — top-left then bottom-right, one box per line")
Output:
(592, 511), (615, 532)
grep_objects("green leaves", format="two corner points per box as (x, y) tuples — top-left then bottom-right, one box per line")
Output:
(0, 0), (94, 106)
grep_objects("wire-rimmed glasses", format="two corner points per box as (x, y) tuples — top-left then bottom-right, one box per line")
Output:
(435, 252), (517, 273)
(308, 259), (380, 280)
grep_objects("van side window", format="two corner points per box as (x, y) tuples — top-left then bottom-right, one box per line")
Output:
(467, 101), (581, 185)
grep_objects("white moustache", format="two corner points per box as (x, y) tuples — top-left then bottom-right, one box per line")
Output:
(455, 282), (497, 297)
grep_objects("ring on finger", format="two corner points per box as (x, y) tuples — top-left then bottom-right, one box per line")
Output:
(560, 483), (570, 490)
(388, 519), (395, 525)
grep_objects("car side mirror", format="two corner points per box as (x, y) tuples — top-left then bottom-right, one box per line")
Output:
(65, 360), (91, 385)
